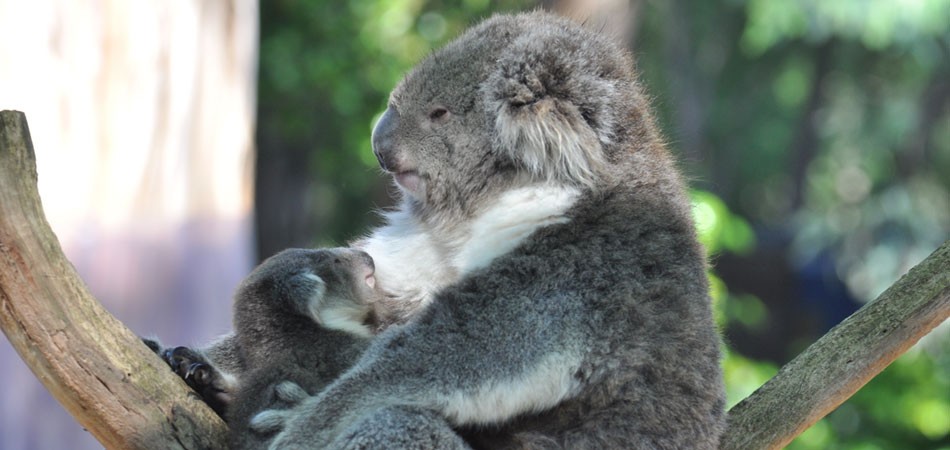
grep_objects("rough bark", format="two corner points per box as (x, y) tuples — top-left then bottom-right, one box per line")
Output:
(0, 110), (228, 449)
(722, 239), (950, 450)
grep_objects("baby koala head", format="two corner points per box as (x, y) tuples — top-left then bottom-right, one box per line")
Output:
(234, 247), (382, 348)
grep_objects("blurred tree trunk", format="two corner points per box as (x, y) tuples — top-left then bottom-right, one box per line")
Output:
(254, 108), (318, 262)
(253, 1), (322, 263)
(541, 0), (641, 45)
(0, 2), (257, 449)
(789, 41), (833, 210)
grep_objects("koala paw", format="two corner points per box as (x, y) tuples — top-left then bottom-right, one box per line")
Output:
(249, 407), (295, 435)
(142, 338), (231, 417)
(273, 381), (309, 405)
(142, 337), (164, 354)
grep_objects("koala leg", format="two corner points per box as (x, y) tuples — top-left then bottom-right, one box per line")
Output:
(330, 406), (471, 450)
(142, 338), (234, 417)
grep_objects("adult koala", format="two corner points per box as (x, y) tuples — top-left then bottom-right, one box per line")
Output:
(248, 10), (726, 450)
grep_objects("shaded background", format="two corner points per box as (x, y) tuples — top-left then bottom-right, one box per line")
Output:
(1, 0), (948, 449)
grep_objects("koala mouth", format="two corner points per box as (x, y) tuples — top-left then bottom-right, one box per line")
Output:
(360, 262), (377, 289)
(393, 170), (422, 194)
(365, 273), (376, 289)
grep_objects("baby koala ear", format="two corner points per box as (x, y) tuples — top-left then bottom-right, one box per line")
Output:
(297, 272), (328, 324)
(484, 30), (623, 188)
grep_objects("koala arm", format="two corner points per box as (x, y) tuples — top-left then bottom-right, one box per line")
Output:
(199, 332), (246, 376)
(261, 288), (587, 448)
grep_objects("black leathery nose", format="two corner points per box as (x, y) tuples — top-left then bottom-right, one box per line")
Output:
(372, 108), (399, 171)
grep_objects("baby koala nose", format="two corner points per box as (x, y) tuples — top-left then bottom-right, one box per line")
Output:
(348, 249), (376, 289)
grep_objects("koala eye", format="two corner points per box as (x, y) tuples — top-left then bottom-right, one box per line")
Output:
(428, 107), (449, 122)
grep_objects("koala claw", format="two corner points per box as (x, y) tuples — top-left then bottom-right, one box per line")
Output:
(185, 361), (210, 383)
(141, 339), (230, 417)
(142, 337), (163, 354)
(162, 347), (206, 382)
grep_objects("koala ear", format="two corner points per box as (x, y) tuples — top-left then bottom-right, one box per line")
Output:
(295, 271), (374, 338)
(484, 32), (621, 188)
(298, 272), (328, 324)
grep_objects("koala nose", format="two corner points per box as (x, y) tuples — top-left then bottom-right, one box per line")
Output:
(372, 107), (399, 172)
(350, 249), (377, 289)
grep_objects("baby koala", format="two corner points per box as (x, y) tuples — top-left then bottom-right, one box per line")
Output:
(227, 247), (384, 449)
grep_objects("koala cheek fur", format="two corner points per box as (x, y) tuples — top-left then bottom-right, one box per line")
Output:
(491, 96), (606, 189)
(484, 30), (635, 190)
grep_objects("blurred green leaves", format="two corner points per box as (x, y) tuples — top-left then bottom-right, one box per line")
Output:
(692, 190), (756, 255)
(741, 0), (950, 55)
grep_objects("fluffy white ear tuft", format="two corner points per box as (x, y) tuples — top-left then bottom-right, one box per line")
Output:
(299, 272), (373, 338)
(484, 30), (624, 189)
(300, 272), (328, 323)
(493, 96), (606, 188)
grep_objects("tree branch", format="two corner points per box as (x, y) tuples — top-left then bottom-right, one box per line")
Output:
(0, 110), (228, 449)
(722, 239), (950, 450)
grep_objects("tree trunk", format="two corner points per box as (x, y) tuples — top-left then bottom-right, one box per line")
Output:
(541, 0), (641, 45)
(0, 110), (228, 449)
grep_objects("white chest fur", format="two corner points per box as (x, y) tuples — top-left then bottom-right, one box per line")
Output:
(359, 184), (580, 309)
(451, 185), (580, 274)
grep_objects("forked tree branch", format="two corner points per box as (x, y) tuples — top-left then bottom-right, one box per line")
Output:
(0, 110), (228, 449)
(721, 240), (949, 449)
(1, 110), (947, 449)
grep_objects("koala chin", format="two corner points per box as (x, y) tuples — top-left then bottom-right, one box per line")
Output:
(149, 10), (726, 450)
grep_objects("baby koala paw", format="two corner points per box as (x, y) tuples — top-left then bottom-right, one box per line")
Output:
(142, 338), (231, 417)
(248, 381), (310, 435)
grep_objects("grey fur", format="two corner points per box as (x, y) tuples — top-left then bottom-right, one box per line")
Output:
(257, 11), (726, 450)
(226, 248), (382, 449)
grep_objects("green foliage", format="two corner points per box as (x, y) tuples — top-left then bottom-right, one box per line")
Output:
(741, 0), (950, 55)
(638, 0), (949, 304)
(692, 190), (756, 255)
(693, 191), (775, 407)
